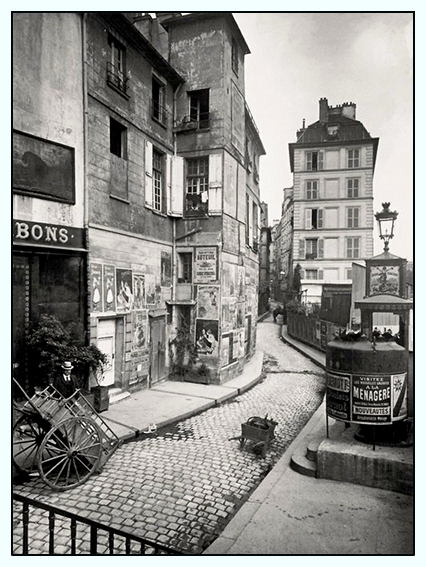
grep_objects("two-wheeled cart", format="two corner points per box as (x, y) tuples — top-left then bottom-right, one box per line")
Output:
(239, 416), (277, 458)
(13, 379), (121, 491)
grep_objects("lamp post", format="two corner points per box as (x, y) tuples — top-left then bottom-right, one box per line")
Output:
(374, 202), (398, 253)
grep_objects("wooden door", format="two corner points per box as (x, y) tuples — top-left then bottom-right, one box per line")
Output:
(150, 317), (166, 386)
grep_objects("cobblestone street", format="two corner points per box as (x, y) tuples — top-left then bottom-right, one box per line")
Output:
(13, 317), (326, 554)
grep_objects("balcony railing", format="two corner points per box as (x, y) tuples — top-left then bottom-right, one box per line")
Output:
(173, 113), (210, 132)
(106, 62), (129, 97)
(13, 492), (182, 555)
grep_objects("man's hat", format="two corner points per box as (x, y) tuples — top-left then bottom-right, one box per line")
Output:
(61, 361), (74, 370)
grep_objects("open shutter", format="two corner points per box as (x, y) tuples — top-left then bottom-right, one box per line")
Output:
(166, 154), (172, 214)
(306, 152), (312, 171)
(300, 269), (305, 279)
(299, 239), (305, 259)
(208, 154), (222, 215)
(318, 269), (324, 280)
(305, 209), (312, 229)
(318, 209), (324, 228)
(318, 238), (324, 258)
(318, 152), (324, 170)
(168, 155), (184, 217)
(145, 141), (153, 209)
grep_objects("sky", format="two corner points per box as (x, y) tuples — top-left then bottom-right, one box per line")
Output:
(233, 12), (413, 261)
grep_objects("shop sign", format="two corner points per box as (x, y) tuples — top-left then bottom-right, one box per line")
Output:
(13, 219), (84, 249)
(194, 246), (218, 283)
(326, 371), (351, 422)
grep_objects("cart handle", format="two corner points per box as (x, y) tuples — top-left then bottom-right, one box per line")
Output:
(13, 377), (41, 415)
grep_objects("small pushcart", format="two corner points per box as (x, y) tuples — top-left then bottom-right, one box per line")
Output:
(13, 379), (121, 491)
(239, 416), (277, 458)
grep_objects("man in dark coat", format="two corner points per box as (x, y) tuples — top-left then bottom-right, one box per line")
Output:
(52, 361), (79, 398)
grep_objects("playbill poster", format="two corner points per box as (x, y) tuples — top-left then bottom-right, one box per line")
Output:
(103, 264), (116, 313)
(133, 274), (145, 310)
(90, 263), (102, 313)
(197, 285), (219, 319)
(116, 268), (133, 312)
(194, 247), (218, 283)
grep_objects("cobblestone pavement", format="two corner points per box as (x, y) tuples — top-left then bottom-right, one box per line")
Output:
(13, 316), (326, 555)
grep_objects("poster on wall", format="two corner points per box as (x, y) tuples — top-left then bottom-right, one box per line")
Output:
(237, 302), (245, 328)
(90, 263), (103, 313)
(103, 264), (116, 313)
(229, 299), (237, 330)
(161, 251), (172, 287)
(221, 334), (230, 368)
(145, 274), (156, 306)
(237, 329), (245, 359)
(133, 274), (145, 310)
(132, 311), (148, 352)
(369, 265), (400, 295)
(245, 315), (252, 355)
(195, 320), (219, 357)
(194, 247), (218, 283)
(221, 301), (230, 333)
(237, 266), (245, 298)
(197, 285), (219, 319)
(116, 268), (133, 312)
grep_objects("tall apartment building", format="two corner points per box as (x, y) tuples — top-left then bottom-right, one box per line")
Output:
(13, 12), (265, 395)
(288, 98), (379, 303)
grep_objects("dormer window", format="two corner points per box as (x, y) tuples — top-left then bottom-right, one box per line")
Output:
(327, 125), (339, 138)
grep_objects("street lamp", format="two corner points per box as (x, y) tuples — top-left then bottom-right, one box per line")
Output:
(375, 202), (398, 253)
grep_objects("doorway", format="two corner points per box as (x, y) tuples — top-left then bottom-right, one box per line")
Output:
(150, 316), (166, 386)
(97, 319), (116, 387)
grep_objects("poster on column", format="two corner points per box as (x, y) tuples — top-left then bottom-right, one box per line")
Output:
(391, 373), (408, 421)
(351, 375), (391, 424)
(197, 285), (219, 319)
(116, 268), (133, 312)
(145, 274), (156, 306)
(103, 265), (116, 313)
(133, 274), (145, 310)
(161, 251), (172, 287)
(90, 263), (103, 313)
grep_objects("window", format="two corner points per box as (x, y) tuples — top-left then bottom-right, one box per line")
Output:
(347, 149), (360, 168)
(153, 150), (163, 212)
(306, 180), (319, 199)
(107, 35), (128, 96)
(306, 238), (318, 259)
(327, 125), (339, 138)
(110, 118), (127, 159)
(305, 269), (319, 280)
(178, 253), (192, 283)
(347, 207), (360, 228)
(253, 202), (259, 242)
(347, 178), (360, 198)
(306, 151), (323, 171)
(189, 89), (210, 128)
(346, 268), (353, 280)
(185, 157), (209, 216)
(306, 208), (323, 229)
(232, 38), (239, 75)
(346, 237), (360, 259)
(152, 76), (166, 125)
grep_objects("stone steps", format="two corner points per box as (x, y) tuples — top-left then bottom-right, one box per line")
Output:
(108, 387), (131, 405)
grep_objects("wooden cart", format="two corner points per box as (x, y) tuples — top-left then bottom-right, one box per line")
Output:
(13, 379), (121, 491)
(240, 416), (277, 458)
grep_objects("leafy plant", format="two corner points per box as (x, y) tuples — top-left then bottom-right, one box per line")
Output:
(169, 319), (198, 377)
(291, 263), (302, 299)
(26, 315), (107, 389)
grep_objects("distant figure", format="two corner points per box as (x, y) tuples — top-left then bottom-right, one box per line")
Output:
(273, 306), (284, 323)
(372, 327), (381, 339)
(52, 361), (79, 398)
(383, 328), (393, 342)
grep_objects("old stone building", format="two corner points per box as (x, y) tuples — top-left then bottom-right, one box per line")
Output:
(12, 12), (265, 396)
(288, 98), (379, 304)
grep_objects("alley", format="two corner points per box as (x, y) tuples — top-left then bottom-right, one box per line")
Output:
(13, 316), (326, 555)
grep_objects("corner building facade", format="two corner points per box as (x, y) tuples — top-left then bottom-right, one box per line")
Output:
(288, 98), (378, 304)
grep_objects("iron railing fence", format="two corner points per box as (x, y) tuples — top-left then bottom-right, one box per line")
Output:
(13, 492), (183, 556)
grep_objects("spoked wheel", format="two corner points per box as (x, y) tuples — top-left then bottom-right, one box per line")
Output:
(38, 416), (103, 491)
(13, 414), (51, 475)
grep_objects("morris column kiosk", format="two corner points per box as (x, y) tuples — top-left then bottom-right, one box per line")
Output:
(325, 204), (413, 446)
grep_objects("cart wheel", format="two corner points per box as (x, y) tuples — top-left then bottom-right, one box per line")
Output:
(37, 416), (103, 491)
(13, 414), (50, 475)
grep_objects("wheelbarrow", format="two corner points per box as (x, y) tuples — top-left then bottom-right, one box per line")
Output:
(239, 415), (277, 458)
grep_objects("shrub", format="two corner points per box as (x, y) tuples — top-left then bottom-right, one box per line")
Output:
(26, 315), (107, 389)
(169, 320), (198, 376)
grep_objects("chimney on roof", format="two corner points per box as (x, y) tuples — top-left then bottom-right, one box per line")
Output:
(341, 101), (356, 120)
(319, 97), (328, 123)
